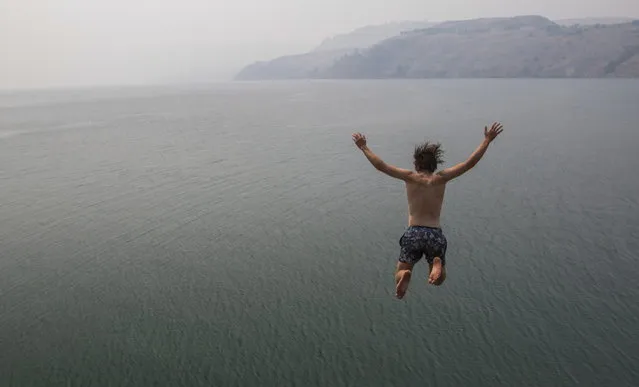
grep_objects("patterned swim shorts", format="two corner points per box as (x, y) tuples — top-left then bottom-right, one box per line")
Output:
(398, 226), (447, 266)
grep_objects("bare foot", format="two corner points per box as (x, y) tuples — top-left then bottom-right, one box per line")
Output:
(428, 258), (443, 285)
(395, 270), (412, 299)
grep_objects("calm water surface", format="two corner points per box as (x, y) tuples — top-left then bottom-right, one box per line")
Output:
(1, 80), (638, 386)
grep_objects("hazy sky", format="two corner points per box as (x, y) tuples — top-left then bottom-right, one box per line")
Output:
(1, 0), (638, 89)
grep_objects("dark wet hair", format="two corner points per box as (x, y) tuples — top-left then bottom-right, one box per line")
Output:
(413, 142), (444, 173)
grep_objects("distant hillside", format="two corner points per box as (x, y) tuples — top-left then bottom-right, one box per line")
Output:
(235, 49), (353, 80)
(314, 21), (438, 52)
(235, 16), (639, 80)
(324, 16), (639, 78)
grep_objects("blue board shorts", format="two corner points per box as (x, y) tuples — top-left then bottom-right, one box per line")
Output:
(398, 226), (447, 266)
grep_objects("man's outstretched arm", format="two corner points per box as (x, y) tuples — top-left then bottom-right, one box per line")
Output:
(436, 122), (504, 183)
(352, 132), (415, 182)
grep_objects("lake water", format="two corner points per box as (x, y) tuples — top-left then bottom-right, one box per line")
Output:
(1, 80), (638, 387)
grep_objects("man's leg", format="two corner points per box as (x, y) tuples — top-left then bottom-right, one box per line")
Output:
(395, 261), (414, 299)
(428, 257), (446, 286)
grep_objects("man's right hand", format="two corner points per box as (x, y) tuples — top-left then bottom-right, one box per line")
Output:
(352, 132), (367, 149)
(484, 122), (504, 142)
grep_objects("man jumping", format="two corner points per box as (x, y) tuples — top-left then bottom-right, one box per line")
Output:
(352, 122), (504, 299)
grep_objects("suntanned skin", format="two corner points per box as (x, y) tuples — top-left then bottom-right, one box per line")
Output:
(353, 122), (504, 299)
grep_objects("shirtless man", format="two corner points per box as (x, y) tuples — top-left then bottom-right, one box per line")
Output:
(352, 122), (504, 299)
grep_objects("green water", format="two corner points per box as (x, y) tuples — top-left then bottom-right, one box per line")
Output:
(1, 80), (638, 386)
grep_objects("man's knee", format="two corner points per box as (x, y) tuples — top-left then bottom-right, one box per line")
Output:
(432, 269), (447, 286)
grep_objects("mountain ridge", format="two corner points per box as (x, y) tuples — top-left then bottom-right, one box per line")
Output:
(236, 15), (639, 80)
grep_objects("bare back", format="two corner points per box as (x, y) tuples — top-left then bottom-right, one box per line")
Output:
(405, 175), (446, 228)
